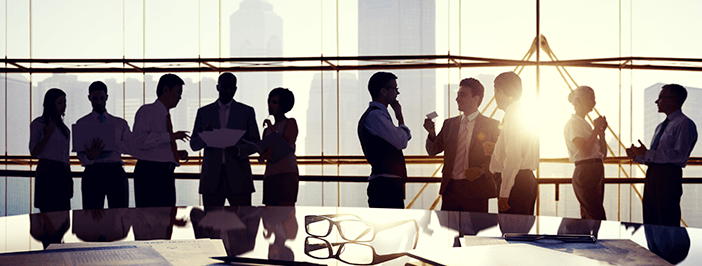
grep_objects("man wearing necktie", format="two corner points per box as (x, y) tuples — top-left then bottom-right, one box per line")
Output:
(190, 73), (260, 210)
(424, 78), (500, 212)
(627, 84), (698, 226)
(76, 81), (132, 209)
(132, 74), (190, 208)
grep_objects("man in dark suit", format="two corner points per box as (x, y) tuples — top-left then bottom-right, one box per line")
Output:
(190, 73), (260, 210)
(424, 78), (500, 212)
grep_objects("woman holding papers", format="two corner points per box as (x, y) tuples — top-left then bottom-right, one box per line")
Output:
(563, 86), (608, 220)
(259, 88), (299, 206)
(29, 88), (73, 212)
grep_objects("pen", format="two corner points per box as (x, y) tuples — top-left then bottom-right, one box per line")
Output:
(211, 256), (326, 266)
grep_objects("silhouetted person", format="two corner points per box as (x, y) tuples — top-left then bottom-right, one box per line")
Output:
(489, 72), (539, 215)
(626, 84), (697, 226)
(424, 78), (500, 212)
(645, 225), (690, 264)
(76, 81), (132, 210)
(190, 73), (259, 210)
(29, 88), (72, 212)
(358, 72), (411, 209)
(72, 208), (131, 242)
(259, 88), (299, 206)
(131, 207), (186, 240)
(132, 74), (189, 208)
(564, 86), (607, 220)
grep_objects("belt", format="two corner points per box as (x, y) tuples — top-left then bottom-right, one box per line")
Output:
(574, 158), (602, 166)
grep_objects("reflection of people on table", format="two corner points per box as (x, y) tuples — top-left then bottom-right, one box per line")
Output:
(563, 86), (607, 220)
(131, 207), (186, 240)
(190, 73), (260, 210)
(259, 88), (299, 207)
(261, 206), (297, 260)
(626, 84), (697, 227)
(644, 224), (690, 264)
(72, 208), (131, 242)
(556, 217), (601, 238)
(436, 211), (498, 247)
(425, 78), (500, 212)
(29, 211), (70, 249)
(29, 88), (72, 213)
(76, 81), (132, 210)
(190, 206), (262, 256)
(132, 74), (190, 208)
(497, 213), (535, 235)
(358, 72), (411, 209)
(489, 72), (539, 215)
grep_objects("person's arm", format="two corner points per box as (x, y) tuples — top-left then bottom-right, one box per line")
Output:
(189, 108), (207, 152)
(116, 119), (132, 156)
(132, 107), (171, 151)
(364, 109), (411, 150)
(30, 118), (54, 157)
(498, 116), (522, 199)
(425, 119), (446, 156)
(282, 118), (298, 147)
(231, 107), (260, 158)
(644, 119), (698, 165)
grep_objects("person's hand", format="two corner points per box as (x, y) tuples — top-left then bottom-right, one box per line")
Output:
(203, 123), (213, 131)
(423, 118), (435, 134)
(263, 119), (274, 130)
(85, 138), (105, 160)
(498, 197), (511, 212)
(625, 146), (635, 159)
(171, 131), (190, 142)
(178, 150), (189, 162)
(483, 142), (496, 156)
(258, 148), (274, 164)
(632, 139), (648, 156)
(44, 117), (56, 137)
(465, 168), (482, 181)
(389, 100), (405, 125)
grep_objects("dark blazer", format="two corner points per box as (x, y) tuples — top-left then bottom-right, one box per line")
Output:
(190, 100), (260, 195)
(427, 113), (500, 198)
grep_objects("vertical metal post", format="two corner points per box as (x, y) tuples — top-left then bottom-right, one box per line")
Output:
(535, 0), (541, 216)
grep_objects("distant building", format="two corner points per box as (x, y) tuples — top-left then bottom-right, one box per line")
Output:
(357, 0), (436, 155)
(305, 72), (359, 156)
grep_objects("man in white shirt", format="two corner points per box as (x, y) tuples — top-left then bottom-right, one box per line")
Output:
(358, 72), (411, 208)
(627, 84), (698, 226)
(424, 78), (500, 212)
(489, 72), (540, 215)
(132, 74), (190, 208)
(76, 81), (132, 209)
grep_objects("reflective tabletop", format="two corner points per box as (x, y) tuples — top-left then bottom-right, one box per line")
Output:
(1, 206), (699, 265)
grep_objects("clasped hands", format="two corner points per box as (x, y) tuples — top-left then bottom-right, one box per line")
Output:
(626, 139), (648, 159)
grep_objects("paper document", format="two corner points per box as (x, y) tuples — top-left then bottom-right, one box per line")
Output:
(72, 123), (116, 152)
(47, 239), (227, 266)
(258, 132), (294, 163)
(407, 244), (608, 266)
(198, 128), (246, 148)
(0, 245), (171, 266)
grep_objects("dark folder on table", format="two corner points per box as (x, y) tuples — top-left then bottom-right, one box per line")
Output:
(257, 132), (294, 163)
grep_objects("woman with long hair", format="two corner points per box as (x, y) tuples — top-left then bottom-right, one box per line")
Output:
(29, 88), (73, 212)
(259, 87), (299, 206)
(563, 86), (608, 220)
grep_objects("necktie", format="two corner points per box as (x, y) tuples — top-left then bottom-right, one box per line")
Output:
(651, 119), (669, 150)
(167, 113), (180, 162)
(98, 113), (106, 123)
(453, 117), (470, 179)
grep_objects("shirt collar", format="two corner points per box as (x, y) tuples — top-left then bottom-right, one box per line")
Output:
(218, 99), (233, 109)
(667, 109), (683, 121)
(462, 111), (479, 122)
(91, 110), (109, 120)
(369, 101), (389, 115)
(155, 99), (168, 114)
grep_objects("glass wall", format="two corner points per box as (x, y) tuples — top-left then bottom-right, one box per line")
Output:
(2, 0), (702, 227)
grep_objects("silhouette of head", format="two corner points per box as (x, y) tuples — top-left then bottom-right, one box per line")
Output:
(268, 87), (295, 115)
(368, 71), (398, 102)
(88, 81), (109, 114)
(217, 72), (238, 104)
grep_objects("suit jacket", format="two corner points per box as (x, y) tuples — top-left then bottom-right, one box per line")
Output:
(427, 113), (500, 198)
(190, 100), (260, 195)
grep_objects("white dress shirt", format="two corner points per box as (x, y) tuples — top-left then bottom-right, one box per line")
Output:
(76, 111), (132, 166)
(132, 100), (178, 165)
(564, 114), (605, 163)
(363, 101), (412, 180)
(29, 117), (70, 165)
(489, 101), (540, 198)
(634, 109), (697, 167)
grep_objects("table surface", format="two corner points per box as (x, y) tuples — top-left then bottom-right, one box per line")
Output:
(0, 206), (699, 265)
